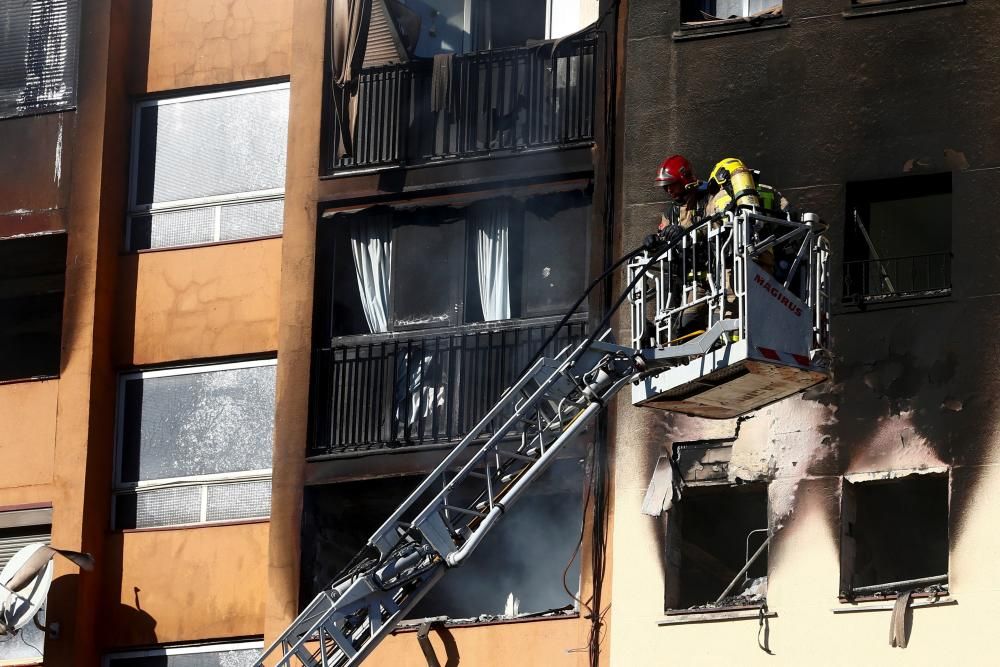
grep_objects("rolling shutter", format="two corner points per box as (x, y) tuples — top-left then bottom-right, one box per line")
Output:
(0, 525), (50, 572)
(363, 0), (406, 68)
(0, 0), (80, 119)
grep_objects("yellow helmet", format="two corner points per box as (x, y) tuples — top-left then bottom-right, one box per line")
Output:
(708, 157), (761, 210)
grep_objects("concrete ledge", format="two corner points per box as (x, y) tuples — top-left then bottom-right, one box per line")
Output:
(673, 16), (789, 42)
(843, 0), (965, 19)
(658, 608), (775, 625)
(831, 596), (956, 613)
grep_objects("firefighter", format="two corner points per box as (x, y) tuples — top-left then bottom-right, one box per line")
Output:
(653, 154), (709, 242)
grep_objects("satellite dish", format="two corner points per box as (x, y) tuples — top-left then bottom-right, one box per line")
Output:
(0, 544), (94, 635)
(0, 544), (54, 635)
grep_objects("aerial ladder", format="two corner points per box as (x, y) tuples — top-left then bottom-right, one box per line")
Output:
(257, 208), (831, 667)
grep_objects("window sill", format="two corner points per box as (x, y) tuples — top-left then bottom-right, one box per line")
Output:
(840, 288), (952, 311)
(392, 610), (579, 633)
(125, 233), (282, 256)
(117, 517), (270, 534)
(832, 595), (955, 613)
(673, 15), (789, 42)
(658, 606), (774, 626)
(844, 0), (965, 19)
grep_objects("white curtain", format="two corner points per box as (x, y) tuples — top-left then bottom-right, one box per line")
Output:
(395, 349), (445, 428)
(471, 200), (512, 321)
(350, 214), (392, 334)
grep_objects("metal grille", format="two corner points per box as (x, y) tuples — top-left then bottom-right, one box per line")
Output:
(130, 207), (216, 250)
(219, 199), (284, 241)
(206, 479), (272, 522)
(842, 252), (952, 304)
(133, 486), (202, 529)
(0, 0), (79, 119)
(134, 87), (288, 206)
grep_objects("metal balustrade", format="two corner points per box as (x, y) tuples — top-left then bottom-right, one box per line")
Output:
(842, 252), (952, 304)
(309, 318), (588, 455)
(326, 34), (598, 173)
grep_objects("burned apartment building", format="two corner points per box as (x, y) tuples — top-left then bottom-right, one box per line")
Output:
(1, 0), (998, 666)
(608, 0), (1000, 663)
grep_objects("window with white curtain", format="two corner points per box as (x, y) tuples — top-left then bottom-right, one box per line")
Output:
(317, 190), (591, 339)
(104, 641), (263, 667)
(112, 359), (276, 530)
(126, 83), (289, 251)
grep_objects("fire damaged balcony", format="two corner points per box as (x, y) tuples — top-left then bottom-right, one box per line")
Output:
(310, 317), (588, 456)
(325, 34), (599, 174)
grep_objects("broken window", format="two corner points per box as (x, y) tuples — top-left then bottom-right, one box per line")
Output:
(840, 473), (949, 599)
(0, 232), (66, 383)
(380, 0), (597, 57)
(105, 642), (262, 666)
(0, 508), (51, 663)
(0, 0), (79, 119)
(126, 83), (289, 251)
(662, 442), (769, 610)
(843, 173), (952, 304)
(112, 359), (276, 530)
(300, 456), (585, 621)
(681, 0), (782, 23)
(317, 190), (590, 338)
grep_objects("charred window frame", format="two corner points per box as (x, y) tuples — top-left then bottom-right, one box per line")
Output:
(0, 0), (80, 120)
(663, 442), (770, 612)
(675, 0), (787, 40)
(843, 173), (952, 306)
(316, 190), (591, 340)
(839, 472), (949, 600)
(299, 456), (586, 622)
(103, 641), (263, 667)
(111, 359), (276, 531)
(0, 232), (66, 383)
(126, 82), (289, 252)
(0, 508), (51, 664)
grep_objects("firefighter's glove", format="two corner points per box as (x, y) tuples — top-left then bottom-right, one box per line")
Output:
(658, 223), (685, 246)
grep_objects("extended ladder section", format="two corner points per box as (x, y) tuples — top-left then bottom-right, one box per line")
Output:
(258, 336), (646, 667)
(629, 209), (831, 418)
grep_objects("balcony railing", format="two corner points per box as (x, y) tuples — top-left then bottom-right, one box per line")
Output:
(309, 318), (588, 456)
(326, 33), (599, 173)
(842, 252), (952, 304)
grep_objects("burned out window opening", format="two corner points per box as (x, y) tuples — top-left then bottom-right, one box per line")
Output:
(0, 0), (79, 119)
(126, 83), (289, 252)
(0, 232), (66, 383)
(839, 472), (949, 601)
(843, 173), (952, 305)
(299, 456), (586, 623)
(0, 509), (52, 663)
(103, 641), (263, 667)
(660, 442), (770, 612)
(680, 0), (783, 24)
(111, 359), (276, 530)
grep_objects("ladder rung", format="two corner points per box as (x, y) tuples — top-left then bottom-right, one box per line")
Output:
(442, 504), (487, 518)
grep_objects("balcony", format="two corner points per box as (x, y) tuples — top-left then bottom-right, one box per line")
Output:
(325, 33), (599, 174)
(309, 317), (587, 456)
(842, 252), (952, 305)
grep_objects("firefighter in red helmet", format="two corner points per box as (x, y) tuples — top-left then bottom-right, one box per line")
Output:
(653, 154), (709, 242)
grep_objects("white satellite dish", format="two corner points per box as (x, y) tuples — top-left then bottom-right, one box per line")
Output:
(0, 544), (54, 635)
(0, 543), (94, 635)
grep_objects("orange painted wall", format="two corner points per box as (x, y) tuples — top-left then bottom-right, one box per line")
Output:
(115, 239), (282, 366)
(102, 522), (269, 648)
(0, 380), (57, 507)
(136, 0), (292, 93)
(366, 617), (585, 667)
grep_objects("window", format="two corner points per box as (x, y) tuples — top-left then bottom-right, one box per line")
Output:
(126, 83), (289, 252)
(112, 359), (276, 530)
(0, 508), (52, 664)
(843, 173), (952, 305)
(104, 641), (262, 667)
(0, 0), (79, 119)
(299, 457), (584, 620)
(840, 473), (949, 599)
(382, 0), (597, 57)
(0, 232), (66, 382)
(681, 0), (782, 23)
(317, 190), (591, 338)
(665, 442), (769, 610)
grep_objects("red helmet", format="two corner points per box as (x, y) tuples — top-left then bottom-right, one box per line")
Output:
(654, 155), (696, 188)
